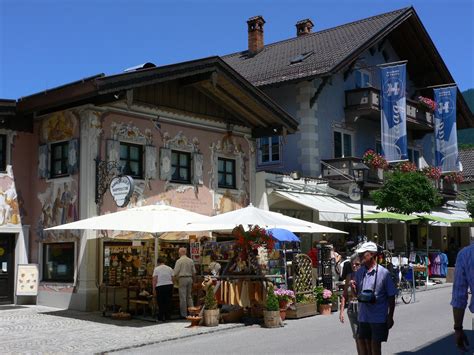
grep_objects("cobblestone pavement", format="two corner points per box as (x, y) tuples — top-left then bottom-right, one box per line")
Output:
(0, 306), (243, 354)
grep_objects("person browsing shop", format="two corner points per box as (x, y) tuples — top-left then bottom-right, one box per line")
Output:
(450, 242), (474, 352)
(173, 247), (196, 319)
(307, 241), (318, 286)
(152, 257), (174, 322)
(354, 242), (396, 355)
(340, 253), (363, 354)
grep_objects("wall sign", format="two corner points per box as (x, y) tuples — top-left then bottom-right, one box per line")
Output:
(16, 264), (39, 296)
(110, 176), (134, 207)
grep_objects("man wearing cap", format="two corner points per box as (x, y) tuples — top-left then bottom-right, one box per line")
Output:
(354, 242), (397, 355)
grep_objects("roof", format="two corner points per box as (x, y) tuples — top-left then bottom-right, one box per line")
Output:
(222, 6), (473, 129)
(223, 8), (409, 86)
(16, 57), (298, 137)
(459, 148), (474, 179)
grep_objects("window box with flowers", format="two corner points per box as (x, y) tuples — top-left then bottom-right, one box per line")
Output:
(441, 172), (463, 193)
(417, 96), (437, 112)
(286, 293), (317, 319)
(422, 166), (442, 189)
(362, 150), (388, 182)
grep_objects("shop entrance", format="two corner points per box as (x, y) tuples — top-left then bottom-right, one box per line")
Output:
(0, 234), (15, 304)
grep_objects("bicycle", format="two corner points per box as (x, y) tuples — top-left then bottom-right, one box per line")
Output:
(395, 265), (413, 304)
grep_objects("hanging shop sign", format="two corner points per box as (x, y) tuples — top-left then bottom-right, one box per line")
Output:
(110, 176), (134, 207)
(16, 264), (39, 296)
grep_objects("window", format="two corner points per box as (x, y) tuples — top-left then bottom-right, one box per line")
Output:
(120, 142), (143, 179)
(42, 243), (75, 282)
(408, 148), (421, 167)
(334, 131), (353, 158)
(171, 150), (191, 183)
(218, 158), (236, 189)
(259, 136), (280, 164)
(0, 135), (6, 172)
(355, 70), (371, 88)
(50, 141), (69, 178)
(375, 140), (383, 155)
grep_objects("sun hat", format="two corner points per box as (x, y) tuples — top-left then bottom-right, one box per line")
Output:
(356, 241), (378, 254)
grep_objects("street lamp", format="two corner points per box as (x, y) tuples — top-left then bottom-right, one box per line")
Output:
(352, 162), (369, 237)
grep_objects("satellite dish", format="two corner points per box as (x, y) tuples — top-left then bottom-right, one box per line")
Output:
(348, 182), (361, 201)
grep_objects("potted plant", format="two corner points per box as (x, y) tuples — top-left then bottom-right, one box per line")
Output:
(274, 288), (295, 321)
(286, 293), (317, 319)
(314, 286), (337, 315)
(203, 285), (219, 327)
(263, 285), (281, 328)
(362, 150), (388, 181)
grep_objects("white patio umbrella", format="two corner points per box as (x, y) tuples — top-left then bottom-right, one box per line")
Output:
(185, 204), (347, 234)
(45, 204), (213, 234)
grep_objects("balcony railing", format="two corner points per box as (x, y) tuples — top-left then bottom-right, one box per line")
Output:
(321, 157), (383, 185)
(345, 88), (434, 130)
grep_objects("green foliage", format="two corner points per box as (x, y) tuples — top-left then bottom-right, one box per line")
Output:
(467, 194), (474, 218)
(265, 285), (279, 311)
(204, 285), (218, 310)
(313, 286), (337, 305)
(370, 171), (442, 215)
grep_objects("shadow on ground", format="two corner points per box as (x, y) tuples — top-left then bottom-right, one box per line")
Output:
(40, 309), (187, 328)
(396, 330), (474, 355)
(0, 305), (28, 311)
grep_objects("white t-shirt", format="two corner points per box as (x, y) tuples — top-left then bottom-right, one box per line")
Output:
(152, 264), (174, 287)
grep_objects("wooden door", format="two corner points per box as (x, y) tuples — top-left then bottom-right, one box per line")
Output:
(0, 234), (15, 304)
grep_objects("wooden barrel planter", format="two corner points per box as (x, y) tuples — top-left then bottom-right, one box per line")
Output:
(203, 309), (220, 327)
(263, 310), (281, 328)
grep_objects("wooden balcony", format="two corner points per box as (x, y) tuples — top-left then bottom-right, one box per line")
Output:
(345, 88), (434, 133)
(321, 157), (383, 190)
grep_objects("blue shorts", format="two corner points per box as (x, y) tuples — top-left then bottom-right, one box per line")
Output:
(358, 322), (389, 342)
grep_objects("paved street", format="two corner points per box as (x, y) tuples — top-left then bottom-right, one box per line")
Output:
(117, 286), (473, 355)
(0, 286), (472, 354)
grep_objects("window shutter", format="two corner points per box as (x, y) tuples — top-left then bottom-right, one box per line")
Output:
(192, 153), (203, 185)
(67, 139), (79, 175)
(145, 145), (157, 180)
(107, 139), (120, 163)
(159, 148), (172, 181)
(38, 144), (50, 178)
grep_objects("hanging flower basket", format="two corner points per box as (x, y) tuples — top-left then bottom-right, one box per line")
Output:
(422, 166), (442, 181)
(362, 150), (388, 170)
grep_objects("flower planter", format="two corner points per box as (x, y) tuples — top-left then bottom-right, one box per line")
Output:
(318, 303), (332, 315)
(286, 302), (317, 319)
(263, 310), (281, 328)
(203, 309), (220, 327)
(279, 308), (287, 321)
(367, 167), (384, 183)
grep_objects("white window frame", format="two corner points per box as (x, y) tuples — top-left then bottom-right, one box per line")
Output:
(355, 69), (371, 88)
(407, 146), (422, 167)
(333, 129), (354, 158)
(257, 136), (281, 165)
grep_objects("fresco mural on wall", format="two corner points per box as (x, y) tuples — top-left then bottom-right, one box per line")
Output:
(37, 179), (79, 242)
(209, 132), (249, 213)
(41, 111), (77, 142)
(0, 166), (21, 227)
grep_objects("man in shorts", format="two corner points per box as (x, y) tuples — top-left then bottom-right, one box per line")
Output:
(354, 242), (396, 355)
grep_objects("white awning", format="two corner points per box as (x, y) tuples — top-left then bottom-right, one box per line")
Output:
(273, 191), (379, 222)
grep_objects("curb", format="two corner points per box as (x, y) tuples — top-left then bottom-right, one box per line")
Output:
(102, 323), (246, 354)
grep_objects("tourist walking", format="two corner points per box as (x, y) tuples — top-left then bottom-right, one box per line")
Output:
(354, 242), (396, 355)
(450, 242), (473, 352)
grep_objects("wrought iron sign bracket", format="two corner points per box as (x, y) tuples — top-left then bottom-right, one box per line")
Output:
(95, 158), (122, 205)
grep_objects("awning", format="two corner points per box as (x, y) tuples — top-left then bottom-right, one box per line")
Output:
(273, 190), (471, 225)
(273, 191), (378, 222)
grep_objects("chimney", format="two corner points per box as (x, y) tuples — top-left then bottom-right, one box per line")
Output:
(296, 19), (314, 37)
(247, 16), (265, 55)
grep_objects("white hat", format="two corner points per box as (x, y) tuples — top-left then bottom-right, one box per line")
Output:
(356, 241), (378, 254)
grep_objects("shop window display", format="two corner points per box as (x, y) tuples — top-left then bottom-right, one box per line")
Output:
(103, 241), (155, 286)
(42, 242), (75, 282)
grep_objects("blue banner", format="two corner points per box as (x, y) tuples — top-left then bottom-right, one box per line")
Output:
(434, 86), (459, 172)
(380, 64), (407, 162)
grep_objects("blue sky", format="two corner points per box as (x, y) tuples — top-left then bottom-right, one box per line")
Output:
(0, 0), (473, 99)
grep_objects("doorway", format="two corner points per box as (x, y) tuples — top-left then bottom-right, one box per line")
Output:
(0, 234), (15, 304)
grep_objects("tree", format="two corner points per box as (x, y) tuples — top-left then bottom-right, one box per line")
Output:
(371, 171), (442, 215)
(467, 194), (474, 218)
